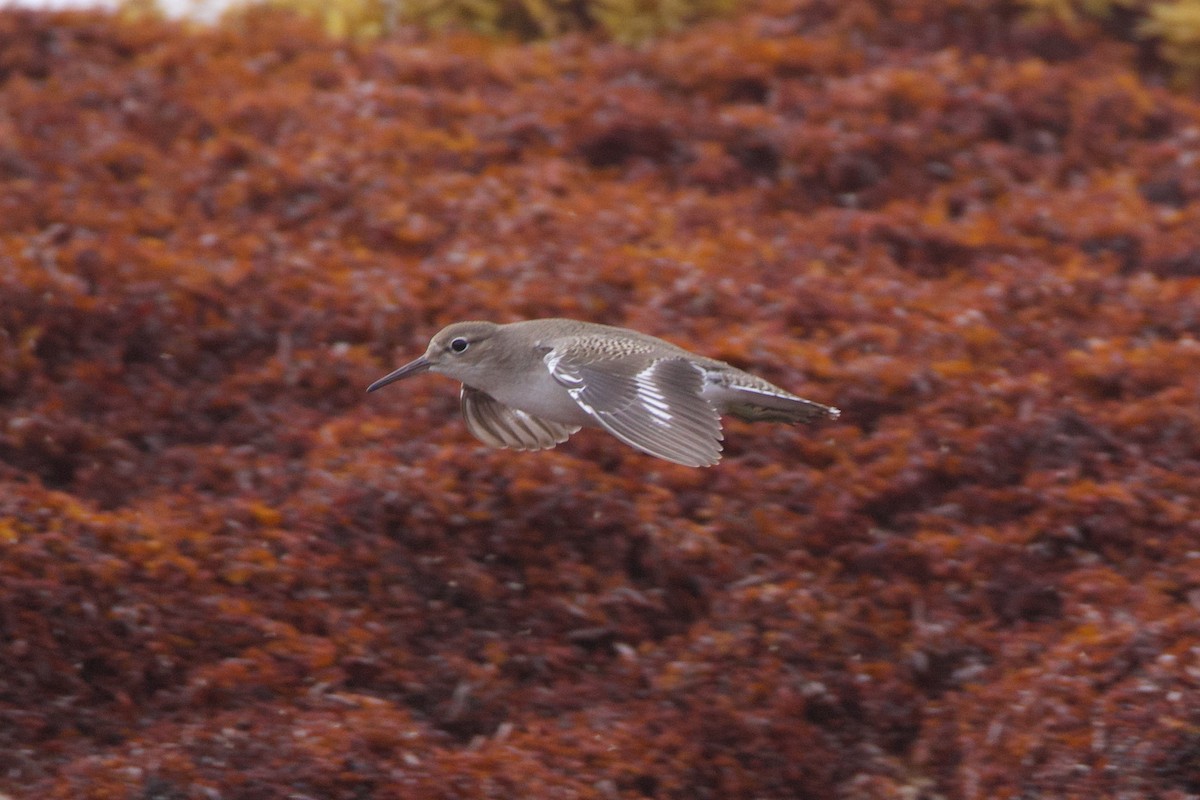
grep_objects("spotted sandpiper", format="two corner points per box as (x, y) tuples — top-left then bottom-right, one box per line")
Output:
(367, 319), (840, 467)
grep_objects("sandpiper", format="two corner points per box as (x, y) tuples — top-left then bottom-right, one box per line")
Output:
(367, 319), (840, 467)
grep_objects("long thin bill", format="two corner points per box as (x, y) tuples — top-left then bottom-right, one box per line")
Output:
(366, 356), (431, 392)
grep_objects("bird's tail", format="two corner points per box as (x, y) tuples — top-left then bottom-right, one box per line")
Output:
(724, 387), (841, 424)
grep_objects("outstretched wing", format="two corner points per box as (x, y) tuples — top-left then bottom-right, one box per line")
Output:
(460, 386), (580, 451)
(545, 341), (723, 467)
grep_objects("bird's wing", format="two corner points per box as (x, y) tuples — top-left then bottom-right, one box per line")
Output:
(544, 340), (723, 467)
(460, 386), (580, 451)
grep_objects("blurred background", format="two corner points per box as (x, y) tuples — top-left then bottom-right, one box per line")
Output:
(3, 1), (1200, 798)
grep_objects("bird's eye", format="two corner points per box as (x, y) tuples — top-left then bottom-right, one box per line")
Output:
(449, 337), (469, 353)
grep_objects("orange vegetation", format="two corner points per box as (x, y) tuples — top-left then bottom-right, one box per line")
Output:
(2, 3), (1200, 797)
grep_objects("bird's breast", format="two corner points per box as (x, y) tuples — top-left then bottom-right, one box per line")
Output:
(473, 370), (594, 427)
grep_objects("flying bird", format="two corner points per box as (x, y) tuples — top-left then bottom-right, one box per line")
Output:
(367, 319), (839, 467)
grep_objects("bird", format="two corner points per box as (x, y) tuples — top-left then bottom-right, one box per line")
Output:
(367, 319), (840, 468)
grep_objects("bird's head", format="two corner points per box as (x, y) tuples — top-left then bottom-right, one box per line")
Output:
(367, 321), (502, 392)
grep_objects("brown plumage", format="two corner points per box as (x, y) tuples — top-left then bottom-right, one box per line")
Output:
(368, 319), (840, 467)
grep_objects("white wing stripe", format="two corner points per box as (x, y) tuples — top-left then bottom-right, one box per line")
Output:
(547, 350), (723, 466)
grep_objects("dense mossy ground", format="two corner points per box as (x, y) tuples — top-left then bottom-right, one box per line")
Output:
(2, 4), (1200, 797)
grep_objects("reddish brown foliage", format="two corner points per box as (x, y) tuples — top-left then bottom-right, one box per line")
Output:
(2, 3), (1200, 798)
